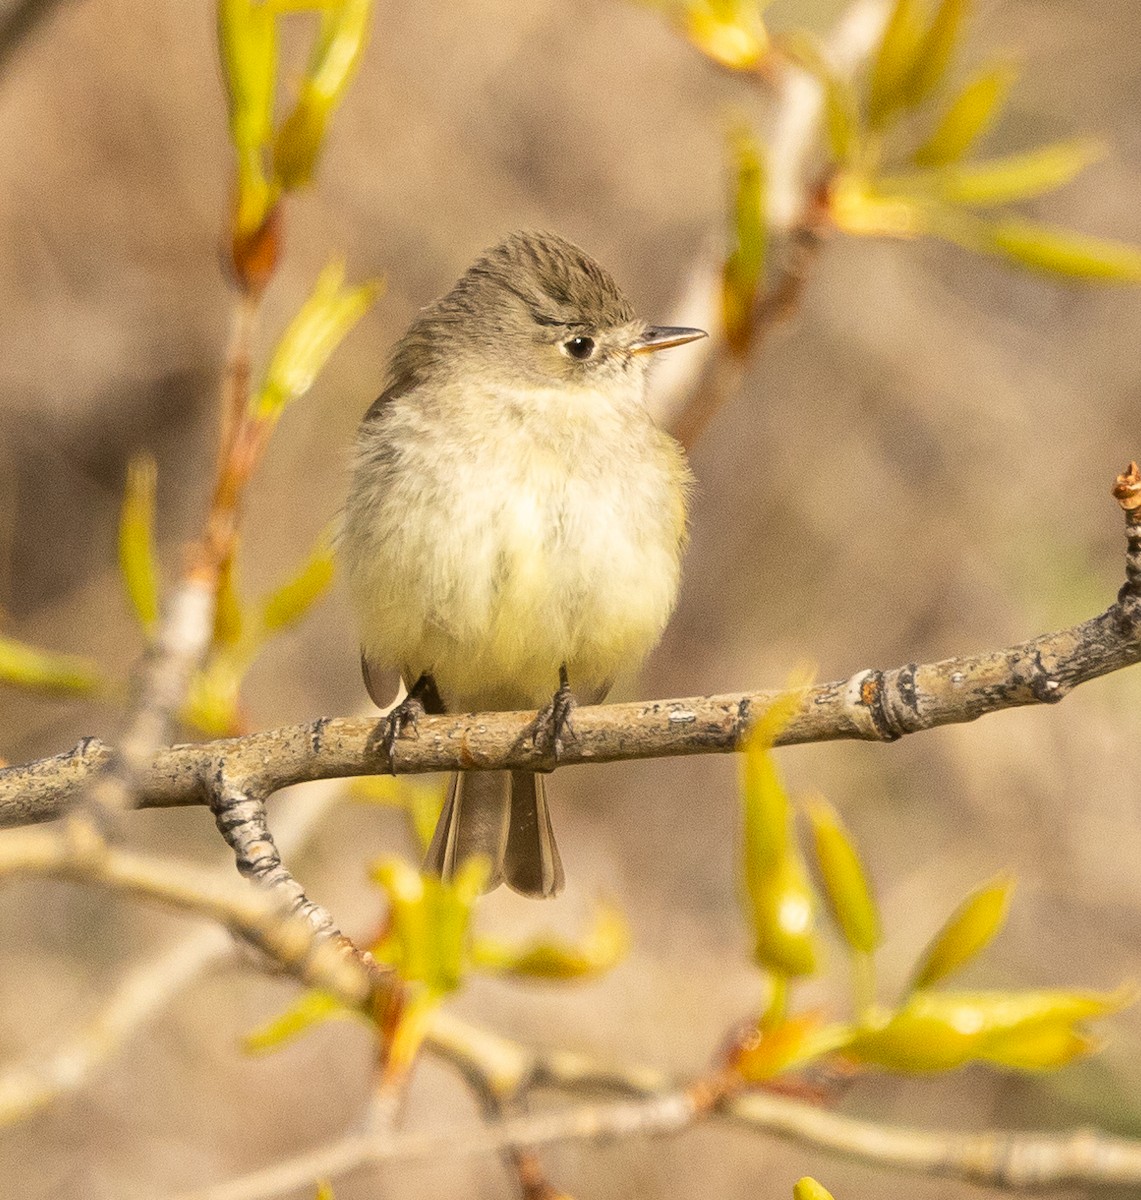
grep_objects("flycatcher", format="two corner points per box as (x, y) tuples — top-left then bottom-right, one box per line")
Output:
(342, 230), (704, 897)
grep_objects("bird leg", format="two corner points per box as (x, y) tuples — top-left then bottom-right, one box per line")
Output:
(530, 664), (577, 769)
(381, 673), (444, 771)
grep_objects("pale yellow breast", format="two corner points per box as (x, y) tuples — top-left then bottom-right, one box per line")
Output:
(344, 381), (690, 711)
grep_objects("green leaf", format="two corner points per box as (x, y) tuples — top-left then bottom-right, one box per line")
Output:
(274, 0), (372, 189)
(217, 0), (278, 234)
(118, 453), (160, 634)
(904, 0), (971, 107)
(910, 873), (1014, 991)
(260, 530), (336, 634)
(371, 857), (487, 994)
(806, 798), (880, 955)
(867, 0), (925, 128)
(0, 635), (102, 696)
(793, 1180), (836, 1200)
(721, 123), (767, 354)
(845, 986), (1133, 1074)
(982, 217), (1141, 281)
(471, 901), (630, 981)
(681, 0), (770, 71)
(740, 699), (818, 978)
(352, 776), (446, 852)
(254, 261), (380, 421)
(914, 61), (1018, 167)
(213, 551), (244, 648)
(933, 209), (1141, 281)
(242, 989), (358, 1053)
(929, 138), (1107, 207)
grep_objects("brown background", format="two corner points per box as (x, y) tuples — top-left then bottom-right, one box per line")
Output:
(1, 0), (1140, 1197)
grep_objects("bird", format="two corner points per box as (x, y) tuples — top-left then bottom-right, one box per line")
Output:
(340, 230), (705, 897)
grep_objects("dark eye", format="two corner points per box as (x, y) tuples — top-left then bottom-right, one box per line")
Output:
(562, 335), (596, 361)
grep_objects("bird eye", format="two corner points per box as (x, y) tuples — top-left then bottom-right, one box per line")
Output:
(562, 335), (596, 361)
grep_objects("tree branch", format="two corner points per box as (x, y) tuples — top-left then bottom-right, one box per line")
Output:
(3, 469), (1138, 829)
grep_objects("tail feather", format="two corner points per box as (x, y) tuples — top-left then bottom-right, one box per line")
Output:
(504, 771), (564, 898)
(424, 770), (564, 899)
(424, 771), (510, 891)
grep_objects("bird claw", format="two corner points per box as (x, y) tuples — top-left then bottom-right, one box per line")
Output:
(382, 694), (425, 772)
(530, 668), (577, 767)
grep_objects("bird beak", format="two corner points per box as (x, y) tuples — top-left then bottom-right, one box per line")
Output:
(630, 326), (708, 355)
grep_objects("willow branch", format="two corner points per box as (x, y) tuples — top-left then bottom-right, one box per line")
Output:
(173, 1029), (1141, 1200)
(0, 824), (378, 1007)
(0, 781), (345, 1127)
(649, 0), (890, 447)
(3, 470), (1138, 828)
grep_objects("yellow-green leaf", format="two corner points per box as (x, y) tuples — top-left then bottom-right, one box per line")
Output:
(914, 61), (1017, 167)
(254, 261), (380, 420)
(845, 986), (1132, 1074)
(985, 217), (1141, 280)
(932, 138), (1106, 207)
(806, 798), (880, 955)
(867, 0), (925, 128)
(910, 873), (1014, 991)
(243, 989), (357, 1054)
(828, 172), (930, 237)
(682, 0), (770, 71)
(721, 123), (767, 353)
(118, 453), (160, 634)
(315, 1182), (335, 1200)
(217, 0), (278, 235)
(260, 530), (336, 634)
(0, 635), (101, 696)
(736, 1011), (836, 1082)
(794, 1180), (836, 1200)
(183, 652), (244, 737)
(274, 0), (372, 189)
(371, 857), (487, 994)
(903, 0), (971, 107)
(213, 551), (244, 648)
(472, 900), (630, 981)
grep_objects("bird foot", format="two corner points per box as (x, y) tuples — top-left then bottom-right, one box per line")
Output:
(381, 693), (425, 772)
(529, 667), (577, 768)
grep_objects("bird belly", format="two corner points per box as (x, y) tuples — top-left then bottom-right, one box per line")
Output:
(348, 402), (686, 712)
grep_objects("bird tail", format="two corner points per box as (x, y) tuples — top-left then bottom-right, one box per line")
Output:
(424, 770), (563, 898)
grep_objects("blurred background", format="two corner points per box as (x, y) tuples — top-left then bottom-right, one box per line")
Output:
(1, 0), (1140, 1196)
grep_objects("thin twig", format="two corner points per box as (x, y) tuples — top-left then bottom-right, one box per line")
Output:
(4, 469), (1138, 827)
(0, 825), (380, 1006)
(0, 780), (346, 1127)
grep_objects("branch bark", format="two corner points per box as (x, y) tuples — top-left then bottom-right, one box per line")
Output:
(3, 470), (1138, 829)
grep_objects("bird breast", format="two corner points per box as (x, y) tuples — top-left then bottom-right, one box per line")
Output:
(344, 381), (690, 712)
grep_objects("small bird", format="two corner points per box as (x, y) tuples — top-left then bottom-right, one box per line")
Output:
(341, 230), (704, 897)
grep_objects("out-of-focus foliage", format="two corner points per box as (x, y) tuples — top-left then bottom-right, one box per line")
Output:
(908, 873), (1014, 992)
(721, 124), (768, 355)
(0, 635), (102, 698)
(822, 0), (1141, 279)
(740, 689), (818, 983)
(247, 857), (632, 1062)
(793, 1179), (836, 1200)
(642, 0), (773, 71)
(118, 453), (160, 635)
(220, 0), (372, 242)
(274, 0), (371, 188)
(731, 693), (1131, 1083)
(254, 262), (380, 423)
(472, 900), (631, 981)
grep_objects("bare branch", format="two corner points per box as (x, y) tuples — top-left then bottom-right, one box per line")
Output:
(0, 825), (379, 1006)
(3, 473), (1138, 828)
(0, 781), (349, 1128)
